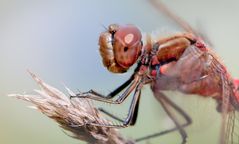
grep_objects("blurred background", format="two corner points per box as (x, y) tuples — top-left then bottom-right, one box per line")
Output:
(1, 0), (239, 144)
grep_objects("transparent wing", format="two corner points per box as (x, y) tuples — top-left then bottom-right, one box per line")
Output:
(222, 77), (239, 144)
(218, 67), (234, 144)
(160, 44), (239, 144)
(161, 45), (221, 92)
(201, 49), (239, 144)
(225, 111), (239, 144)
(180, 45), (239, 144)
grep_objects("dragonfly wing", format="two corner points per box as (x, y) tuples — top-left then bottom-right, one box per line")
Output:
(161, 45), (215, 88)
(160, 44), (239, 143)
(224, 111), (239, 144)
(186, 47), (239, 144)
(195, 50), (238, 144)
(205, 52), (239, 144)
(221, 77), (239, 144)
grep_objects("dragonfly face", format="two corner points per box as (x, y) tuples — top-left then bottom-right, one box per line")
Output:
(99, 24), (142, 73)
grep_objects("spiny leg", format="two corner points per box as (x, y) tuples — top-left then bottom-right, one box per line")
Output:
(98, 91), (192, 142)
(155, 92), (188, 144)
(88, 83), (142, 128)
(135, 91), (191, 143)
(70, 63), (142, 104)
(83, 73), (135, 100)
(70, 74), (133, 100)
(70, 74), (141, 104)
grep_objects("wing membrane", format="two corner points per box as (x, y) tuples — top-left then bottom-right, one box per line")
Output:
(163, 44), (239, 144)
(206, 50), (239, 144)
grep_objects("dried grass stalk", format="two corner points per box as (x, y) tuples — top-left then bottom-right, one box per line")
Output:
(9, 72), (134, 144)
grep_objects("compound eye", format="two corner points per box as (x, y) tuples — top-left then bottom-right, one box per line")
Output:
(113, 25), (142, 69)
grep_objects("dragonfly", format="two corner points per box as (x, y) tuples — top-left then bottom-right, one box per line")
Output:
(71, 0), (239, 143)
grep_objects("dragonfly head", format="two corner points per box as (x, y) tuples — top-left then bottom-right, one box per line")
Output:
(99, 24), (143, 73)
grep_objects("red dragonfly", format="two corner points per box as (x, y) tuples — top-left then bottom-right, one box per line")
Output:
(71, 1), (239, 144)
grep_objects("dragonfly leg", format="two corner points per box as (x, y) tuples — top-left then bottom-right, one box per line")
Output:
(135, 91), (192, 143)
(70, 63), (142, 102)
(70, 74), (141, 104)
(86, 84), (142, 128)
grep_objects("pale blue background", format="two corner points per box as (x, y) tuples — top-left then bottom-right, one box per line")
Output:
(1, 0), (239, 144)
